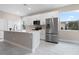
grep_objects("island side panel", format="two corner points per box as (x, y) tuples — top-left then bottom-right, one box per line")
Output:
(4, 31), (32, 49)
(32, 31), (40, 52)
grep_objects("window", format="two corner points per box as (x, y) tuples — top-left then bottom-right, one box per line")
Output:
(61, 21), (79, 30)
(59, 11), (79, 30)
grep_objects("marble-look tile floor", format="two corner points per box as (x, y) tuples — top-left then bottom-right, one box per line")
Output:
(0, 40), (79, 55)
(0, 41), (31, 55)
(31, 40), (79, 55)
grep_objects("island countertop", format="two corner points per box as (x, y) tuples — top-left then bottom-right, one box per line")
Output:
(4, 30), (41, 33)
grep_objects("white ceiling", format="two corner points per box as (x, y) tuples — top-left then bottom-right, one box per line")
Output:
(0, 4), (70, 16)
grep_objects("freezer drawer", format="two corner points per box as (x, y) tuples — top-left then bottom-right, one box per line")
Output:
(46, 34), (58, 43)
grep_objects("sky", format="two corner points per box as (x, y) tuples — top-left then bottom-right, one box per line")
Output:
(59, 11), (79, 22)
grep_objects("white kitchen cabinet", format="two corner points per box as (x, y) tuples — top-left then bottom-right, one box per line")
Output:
(0, 19), (7, 31)
(0, 31), (4, 39)
(0, 19), (7, 41)
(40, 29), (45, 40)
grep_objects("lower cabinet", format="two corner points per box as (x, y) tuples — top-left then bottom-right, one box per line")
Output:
(0, 31), (4, 41)
(40, 29), (45, 40)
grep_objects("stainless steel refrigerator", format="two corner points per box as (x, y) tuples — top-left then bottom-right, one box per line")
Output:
(45, 17), (58, 44)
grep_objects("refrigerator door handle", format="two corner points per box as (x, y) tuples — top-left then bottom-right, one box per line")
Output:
(46, 24), (50, 29)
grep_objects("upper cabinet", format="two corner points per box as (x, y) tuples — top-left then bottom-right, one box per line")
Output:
(23, 11), (59, 25)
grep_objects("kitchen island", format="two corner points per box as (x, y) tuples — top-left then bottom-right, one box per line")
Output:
(4, 30), (40, 53)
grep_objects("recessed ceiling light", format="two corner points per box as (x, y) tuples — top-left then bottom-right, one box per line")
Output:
(28, 7), (31, 10)
(24, 4), (27, 6)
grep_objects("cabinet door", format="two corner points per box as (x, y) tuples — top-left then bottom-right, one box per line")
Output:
(0, 19), (7, 39)
(40, 29), (45, 40)
(0, 31), (4, 39)
(0, 20), (4, 30)
(0, 19), (7, 30)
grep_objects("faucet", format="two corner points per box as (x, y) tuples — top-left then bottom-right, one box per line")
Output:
(13, 24), (17, 31)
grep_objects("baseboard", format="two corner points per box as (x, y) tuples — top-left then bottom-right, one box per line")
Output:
(4, 40), (32, 52)
(59, 39), (79, 45)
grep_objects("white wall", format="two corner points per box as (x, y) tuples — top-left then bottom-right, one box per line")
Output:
(23, 10), (59, 40)
(59, 30), (79, 43)
(0, 11), (21, 41)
